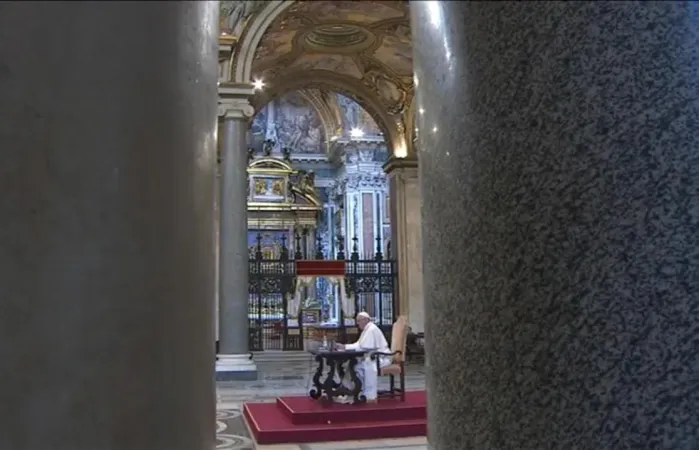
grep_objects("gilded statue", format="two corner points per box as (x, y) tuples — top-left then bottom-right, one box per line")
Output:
(298, 170), (317, 198)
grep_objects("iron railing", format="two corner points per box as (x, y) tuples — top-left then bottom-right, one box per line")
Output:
(247, 231), (397, 351)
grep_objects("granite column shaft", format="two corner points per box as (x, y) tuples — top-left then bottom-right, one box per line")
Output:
(412, 2), (699, 448)
(216, 100), (257, 379)
(0, 2), (218, 449)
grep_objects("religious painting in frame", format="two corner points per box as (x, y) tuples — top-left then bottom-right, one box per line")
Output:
(249, 174), (286, 203)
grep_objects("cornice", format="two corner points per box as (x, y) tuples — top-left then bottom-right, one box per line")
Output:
(218, 97), (254, 119)
(383, 156), (417, 174)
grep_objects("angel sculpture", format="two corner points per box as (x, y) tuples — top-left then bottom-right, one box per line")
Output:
(263, 139), (275, 156)
(282, 147), (292, 162)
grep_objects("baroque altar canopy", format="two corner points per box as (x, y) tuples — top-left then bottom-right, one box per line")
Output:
(288, 260), (355, 320)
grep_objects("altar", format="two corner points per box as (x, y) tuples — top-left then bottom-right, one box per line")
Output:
(247, 151), (327, 351)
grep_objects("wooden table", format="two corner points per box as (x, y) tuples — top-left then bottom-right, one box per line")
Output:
(308, 349), (367, 405)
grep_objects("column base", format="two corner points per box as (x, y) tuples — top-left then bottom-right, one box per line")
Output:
(215, 353), (258, 381)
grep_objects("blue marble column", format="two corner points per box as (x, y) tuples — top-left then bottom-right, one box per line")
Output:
(412, 2), (699, 449)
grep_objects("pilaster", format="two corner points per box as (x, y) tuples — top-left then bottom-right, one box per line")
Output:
(335, 141), (389, 259)
(384, 156), (423, 332)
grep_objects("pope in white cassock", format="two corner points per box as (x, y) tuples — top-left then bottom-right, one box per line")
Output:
(335, 312), (391, 403)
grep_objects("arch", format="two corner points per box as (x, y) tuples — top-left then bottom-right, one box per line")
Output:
(249, 157), (294, 173)
(251, 70), (401, 153)
(231, 0), (295, 83)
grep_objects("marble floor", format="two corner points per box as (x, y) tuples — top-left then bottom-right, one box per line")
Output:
(216, 357), (427, 450)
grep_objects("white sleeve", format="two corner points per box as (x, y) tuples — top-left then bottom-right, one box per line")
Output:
(345, 341), (360, 351)
(346, 327), (380, 351)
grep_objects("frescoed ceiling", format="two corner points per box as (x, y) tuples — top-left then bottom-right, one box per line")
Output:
(251, 89), (383, 156)
(251, 91), (326, 154)
(336, 94), (382, 137)
(249, 1), (413, 122)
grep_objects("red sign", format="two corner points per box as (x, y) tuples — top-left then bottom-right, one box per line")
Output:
(296, 260), (345, 276)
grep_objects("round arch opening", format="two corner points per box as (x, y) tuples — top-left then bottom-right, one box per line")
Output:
(250, 70), (400, 156)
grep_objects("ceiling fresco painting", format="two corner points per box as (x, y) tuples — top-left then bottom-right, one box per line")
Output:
(251, 2), (412, 77)
(372, 23), (412, 77)
(219, 1), (266, 39)
(288, 54), (363, 79)
(247, 1), (413, 142)
(223, 0), (415, 157)
(251, 91), (326, 154)
(291, 1), (404, 23)
(337, 94), (382, 137)
(251, 90), (384, 156)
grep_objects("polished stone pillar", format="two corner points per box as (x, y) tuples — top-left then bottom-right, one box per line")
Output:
(0, 2), (218, 449)
(412, 2), (699, 449)
(214, 157), (221, 342)
(216, 96), (257, 380)
(385, 158), (424, 333)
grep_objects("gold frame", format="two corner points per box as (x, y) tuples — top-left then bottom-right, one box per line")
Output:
(247, 156), (322, 228)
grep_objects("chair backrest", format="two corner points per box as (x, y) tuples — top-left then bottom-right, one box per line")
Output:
(390, 316), (409, 363)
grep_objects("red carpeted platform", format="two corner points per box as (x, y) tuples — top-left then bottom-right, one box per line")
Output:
(243, 390), (426, 445)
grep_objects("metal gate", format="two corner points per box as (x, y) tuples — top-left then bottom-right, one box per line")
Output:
(343, 236), (397, 342)
(248, 232), (397, 351)
(248, 241), (301, 351)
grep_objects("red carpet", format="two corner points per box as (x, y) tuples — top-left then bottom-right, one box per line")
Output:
(244, 390), (426, 445)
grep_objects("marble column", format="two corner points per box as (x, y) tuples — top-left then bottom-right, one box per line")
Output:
(214, 148), (221, 343)
(412, 2), (699, 449)
(216, 96), (257, 380)
(385, 158), (424, 333)
(0, 2), (218, 449)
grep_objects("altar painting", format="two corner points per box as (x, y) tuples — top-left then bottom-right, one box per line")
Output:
(250, 175), (286, 202)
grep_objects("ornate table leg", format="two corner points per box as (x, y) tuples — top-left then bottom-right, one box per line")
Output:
(321, 358), (338, 404)
(336, 358), (346, 390)
(348, 357), (366, 404)
(309, 355), (324, 399)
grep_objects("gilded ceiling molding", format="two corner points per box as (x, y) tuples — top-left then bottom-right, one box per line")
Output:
(230, 0), (295, 83)
(250, 70), (401, 157)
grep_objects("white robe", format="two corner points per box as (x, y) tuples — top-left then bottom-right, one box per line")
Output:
(344, 322), (391, 400)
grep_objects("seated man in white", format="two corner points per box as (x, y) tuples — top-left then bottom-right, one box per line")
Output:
(335, 312), (391, 403)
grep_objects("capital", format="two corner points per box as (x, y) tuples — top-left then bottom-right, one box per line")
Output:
(218, 97), (255, 119)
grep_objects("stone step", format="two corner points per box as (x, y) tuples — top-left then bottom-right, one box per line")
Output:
(252, 351), (312, 363)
